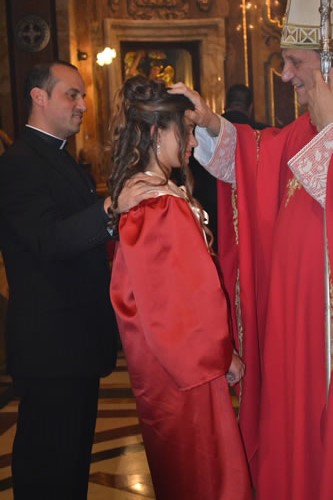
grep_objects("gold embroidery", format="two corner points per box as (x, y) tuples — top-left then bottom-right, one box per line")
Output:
(231, 186), (242, 417)
(235, 268), (244, 420)
(329, 262), (333, 372)
(285, 176), (302, 207)
(235, 269), (243, 357)
(255, 129), (261, 158)
(231, 184), (239, 245)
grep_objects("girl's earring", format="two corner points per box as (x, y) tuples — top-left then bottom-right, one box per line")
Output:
(157, 143), (161, 156)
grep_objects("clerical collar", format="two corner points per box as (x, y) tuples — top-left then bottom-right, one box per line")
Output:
(25, 125), (67, 150)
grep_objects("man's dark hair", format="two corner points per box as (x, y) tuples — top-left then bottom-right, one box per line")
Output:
(23, 60), (78, 116)
(225, 83), (253, 111)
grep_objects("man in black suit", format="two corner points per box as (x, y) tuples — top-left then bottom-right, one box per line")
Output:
(223, 83), (268, 129)
(0, 60), (119, 499)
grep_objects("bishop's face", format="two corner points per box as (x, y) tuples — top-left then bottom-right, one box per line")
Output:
(281, 49), (321, 106)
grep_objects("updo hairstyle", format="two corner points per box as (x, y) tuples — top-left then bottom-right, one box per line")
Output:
(108, 75), (194, 207)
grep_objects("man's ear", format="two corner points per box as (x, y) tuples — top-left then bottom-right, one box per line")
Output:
(30, 87), (47, 107)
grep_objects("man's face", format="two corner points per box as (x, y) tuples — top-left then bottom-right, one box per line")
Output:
(281, 49), (321, 106)
(42, 64), (87, 139)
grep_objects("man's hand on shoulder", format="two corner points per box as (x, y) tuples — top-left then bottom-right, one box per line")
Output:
(108, 173), (170, 214)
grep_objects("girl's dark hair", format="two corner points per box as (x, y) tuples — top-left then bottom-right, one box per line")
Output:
(108, 75), (194, 202)
(108, 75), (214, 251)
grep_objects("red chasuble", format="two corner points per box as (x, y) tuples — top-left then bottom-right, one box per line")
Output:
(318, 156), (333, 500)
(217, 113), (333, 499)
(111, 195), (252, 500)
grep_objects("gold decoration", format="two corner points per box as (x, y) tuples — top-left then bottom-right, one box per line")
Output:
(197, 0), (212, 12)
(285, 175), (302, 207)
(255, 128), (261, 158)
(235, 269), (243, 357)
(329, 263), (333, 372)
(231, 185), (244, 416)
(235, 268), (244, 420)
(265, 0), (286, 29)
(157, 65), (175, 86)
(268, 64), (299, 126)
(231, 184), (239, 246)
(127, 0), (190, 19)
(241, 0), (250, 86)
(328, 263), (333, 350)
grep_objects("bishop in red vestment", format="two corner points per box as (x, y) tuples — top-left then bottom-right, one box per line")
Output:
(197, 109), (333, 499)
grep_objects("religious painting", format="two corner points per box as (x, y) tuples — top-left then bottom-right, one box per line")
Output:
(120, 41), (200, 91)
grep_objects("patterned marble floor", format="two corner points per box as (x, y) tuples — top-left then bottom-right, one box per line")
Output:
(0, 351), (241, 499)
(0, 352), (155, 499)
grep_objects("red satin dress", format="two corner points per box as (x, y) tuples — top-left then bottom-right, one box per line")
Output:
(110, 193), (251, 500)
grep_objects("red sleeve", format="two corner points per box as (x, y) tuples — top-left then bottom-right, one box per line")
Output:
(112, 195), (233, 390)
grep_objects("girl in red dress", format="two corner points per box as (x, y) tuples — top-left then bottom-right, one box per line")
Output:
(108, 75), (251, 500)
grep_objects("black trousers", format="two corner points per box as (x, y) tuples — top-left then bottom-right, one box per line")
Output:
(11, 376), (100, 500)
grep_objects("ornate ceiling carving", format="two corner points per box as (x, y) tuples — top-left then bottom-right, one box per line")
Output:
(110, 0), (190, 19)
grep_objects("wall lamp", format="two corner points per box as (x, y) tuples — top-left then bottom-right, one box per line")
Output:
(96, 47), (117, 66)
(77, 49), (88, 61)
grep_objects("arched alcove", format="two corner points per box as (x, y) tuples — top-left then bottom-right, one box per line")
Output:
(104, 18), (226, 115)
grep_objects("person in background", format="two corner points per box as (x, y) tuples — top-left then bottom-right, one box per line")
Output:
(0, 60), (156, 499)
(168, 1), (333, 498)
(108, 75), (252, 500)
(223, 83), (267, 129)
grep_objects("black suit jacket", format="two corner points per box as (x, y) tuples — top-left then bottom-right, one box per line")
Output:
(0, 127), (117, 378)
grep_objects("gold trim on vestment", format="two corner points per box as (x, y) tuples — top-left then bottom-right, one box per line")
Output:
(231, 184), (239, 245)
(285, 176), (302, 206)
(329, 261), (333, 375)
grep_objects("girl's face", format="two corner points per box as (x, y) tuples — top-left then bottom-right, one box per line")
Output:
(158, 118), (197, 171)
